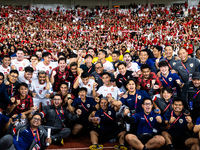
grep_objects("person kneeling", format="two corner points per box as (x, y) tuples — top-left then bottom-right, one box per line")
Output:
(125, 98), (165, 150)
(89, 97), (127, 150)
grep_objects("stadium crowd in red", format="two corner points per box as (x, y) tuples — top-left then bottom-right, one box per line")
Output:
(0, 2), (199, 150)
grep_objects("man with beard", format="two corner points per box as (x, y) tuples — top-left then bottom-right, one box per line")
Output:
(174, 49), (199, 83)
(50, 57), (69, 92)
(29, 71), (53, 108)
(40, 94), (81, 145)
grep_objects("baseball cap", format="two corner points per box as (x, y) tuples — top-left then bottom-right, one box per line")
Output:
(192, 72), (200, 80)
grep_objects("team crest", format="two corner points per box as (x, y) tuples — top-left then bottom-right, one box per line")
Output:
(190, 63), (194, 67)
(87, 104), (90, 108)
(43, 87), (46, 90)
(88, 84), (90, 87)
(150, 117), (153, 121)
(146, 84), (150, 88)
(108, 111), (111, 115)
(29, 80), (32, 83)
(173, 62), (176, 66)
(168, 77), (172, 82)
(63, 75), (66, 79)
(7, 69), (9, 72)
(111, 88), (114, 92)
(179, 119), (183, 124)
(49, 66), (52, 69)
(21, 103), (25, 108)
(138, 95), (141, 100)
(60, 110), (63, 113)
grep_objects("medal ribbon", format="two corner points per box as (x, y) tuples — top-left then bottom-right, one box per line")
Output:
(30, 128), (41, 147)
(103, 111), (114, 121)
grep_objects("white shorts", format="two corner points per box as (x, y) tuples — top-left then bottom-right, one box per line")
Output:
(33, 98), (51, 108)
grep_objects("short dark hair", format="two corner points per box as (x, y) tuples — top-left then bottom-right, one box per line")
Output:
(95, 62), (103, 67)
(99, 50), (107, 57)
(2, 55), (11, 60)
(81, 71), (89, 78)
(112, 51), (120, 56)
(70, 62), (77, 67)
(154, 45), (162, 52)
(79, 87), (87, 93)
(24, 66), (34, 73)
(101, 72), (111, 77)
(60, 82), (69, 88)
(53, 94), (63, 100)
(70, 53), (77, 58)
(139, 49), (148, 55)
(19, 82), (28, 89)
(17, 49), (24, 53)
(126, 78), (136, 86)
(10, 70), (19, 75)
(30, 54), (38, 59)
(142, 98), (153, 104)
(117, 62), (127, 68)
(85, 54), (93, 59)
(162, 87), (173, 94)
(58, 57), (66, 63)
(141, 64), (150, 71)
(123, 52), (131, 57)
(42, 52), (51, 58)
(172, 97), (183, 104)
(0, 72), (4, 80)
(158, 61), (169, 68)
(196, 48), (200, 55)
(58, 52), (65, 58)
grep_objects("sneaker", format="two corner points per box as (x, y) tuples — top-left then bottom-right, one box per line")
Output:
(114, 145), (127, 150)
(89, 144), (103, 150)
(52, 138), (64, 146)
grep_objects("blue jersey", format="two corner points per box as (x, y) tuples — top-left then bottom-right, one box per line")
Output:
(95, 107), (117, 132)
(13, 127), (34, 150)
(120, 90), (150, 113)
(160, 71), (183, 88)
(133, 111), (162, 135)
(196, 117), (200, 125)
(163, 111), (188, 137)
(137, 59), (157, 73)
(72, 97), (97, 117)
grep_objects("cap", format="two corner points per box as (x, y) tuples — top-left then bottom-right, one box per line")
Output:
(192, 72), (200, 80)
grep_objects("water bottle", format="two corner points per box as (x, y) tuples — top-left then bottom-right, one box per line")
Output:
(109, 138), (116, 144)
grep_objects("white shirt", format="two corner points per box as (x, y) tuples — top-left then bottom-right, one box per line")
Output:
(103, 61), (114, 71)
(79, 78), (95, 97)
(97, 85), (123, 100)
(0, 65), (10, 75)
(11, 59), (30, 72)
(36, 61), (57, 77)
(18, 71), (32, 88)
(127, 62), (140, 72)
(29, 79), (53, 99)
